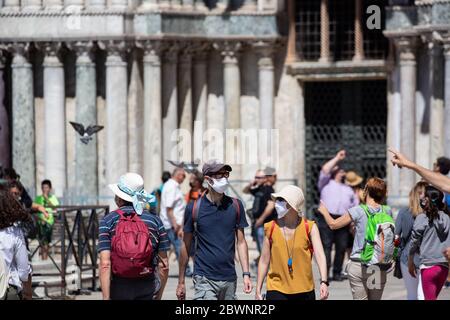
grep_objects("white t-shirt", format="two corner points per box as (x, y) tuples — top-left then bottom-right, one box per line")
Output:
(160, 179), (186, 230)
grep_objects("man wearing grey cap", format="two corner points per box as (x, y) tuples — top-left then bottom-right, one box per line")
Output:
(177, 160), (252, 300)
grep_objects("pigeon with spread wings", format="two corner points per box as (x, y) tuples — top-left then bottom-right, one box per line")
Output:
(166, 159), (200, 173)
(70, 121), (104, 145)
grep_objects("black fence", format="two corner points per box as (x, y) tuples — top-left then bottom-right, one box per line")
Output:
(31, 205), (109, 297)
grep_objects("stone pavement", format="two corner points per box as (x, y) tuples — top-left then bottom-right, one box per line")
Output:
(75, 234), (450, 300)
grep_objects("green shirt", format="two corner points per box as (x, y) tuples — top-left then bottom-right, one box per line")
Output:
(34, 194), (59, 225)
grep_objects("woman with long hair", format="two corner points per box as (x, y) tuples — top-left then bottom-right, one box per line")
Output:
(408, 185), (450, 300)
(0, 190), (33, 299)
(256, 185), (329, 300)
(395, 181), (428, 300)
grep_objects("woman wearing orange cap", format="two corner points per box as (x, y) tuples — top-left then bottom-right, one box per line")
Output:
(255, 185), (329, 300)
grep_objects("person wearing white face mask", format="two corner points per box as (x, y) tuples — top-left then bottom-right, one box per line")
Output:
(255, 185), (329, 300)
(177, 160), (252, 300)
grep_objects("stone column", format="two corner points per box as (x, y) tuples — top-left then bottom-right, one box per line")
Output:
(22, 0), (42, 11)
(216, 41), (242, 179)
(178, 46), (193, 162)
(43, 0), (63, 10)
(319, 0), (330, 62)
(396, 38), (417, 196)
(286, 0), (297, 63)
(0, 50), (11, 169)
(353, 0), (364, 61)
(104, 41), (128, 185)
(110, 0), (127, 10)
(444, 42), (450, 158)
(43, 43), (66, 198)
(1, 0), (20, 11)
(255, 42), (275, 167)
(429, 42), (444, 164)
(192, 43), (209, 162)
(162, 44), (179, 170)
(142, 41), (163, 189)
(10, 44), (35, 193)
(87, 0), (105, 10)
(73, 42), (98, 203)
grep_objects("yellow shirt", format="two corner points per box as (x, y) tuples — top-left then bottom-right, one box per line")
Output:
(264, 218), (315, 294)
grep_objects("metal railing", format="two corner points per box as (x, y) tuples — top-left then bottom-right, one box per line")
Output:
(31, 205), (109, 297)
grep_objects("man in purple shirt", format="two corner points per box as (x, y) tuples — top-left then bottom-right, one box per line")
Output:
(317, 150), (358, 281)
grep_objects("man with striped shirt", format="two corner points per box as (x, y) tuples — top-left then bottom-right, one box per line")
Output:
(98, 173), (170, 300)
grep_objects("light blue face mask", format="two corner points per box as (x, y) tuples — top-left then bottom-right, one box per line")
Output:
(117, 178), (155, 215)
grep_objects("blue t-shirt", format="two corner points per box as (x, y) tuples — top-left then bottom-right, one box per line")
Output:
(445, 193), (450, 207)
(184, 195), (248, 281)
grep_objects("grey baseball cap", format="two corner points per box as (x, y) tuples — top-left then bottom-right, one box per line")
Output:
(202, 159), (232, 176)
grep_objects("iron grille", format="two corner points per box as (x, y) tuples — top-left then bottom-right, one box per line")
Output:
(329, 0), (355, 61)
(362, 0), (389, 59)
(304, 80), (387, 216)
(296, 0), (321, 61)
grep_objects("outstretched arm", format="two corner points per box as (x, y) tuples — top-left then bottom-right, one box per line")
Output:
(317, 201), (352, 230)
(389, 148), (450, 194)
(322, 150), (346, 175)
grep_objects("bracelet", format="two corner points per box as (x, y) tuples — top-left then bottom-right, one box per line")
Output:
(320, 280), (329, 286)
(243, 272), (251, 278)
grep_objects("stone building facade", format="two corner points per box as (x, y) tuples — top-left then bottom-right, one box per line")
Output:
(0, 0), (450, 211)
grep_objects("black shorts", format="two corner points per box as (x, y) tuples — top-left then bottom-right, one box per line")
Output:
(110, 275), (156, 300)
(266, 290), (315, 301)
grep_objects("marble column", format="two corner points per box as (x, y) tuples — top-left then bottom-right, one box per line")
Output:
(43, 43), (66, 198)
(429, 42), (444, 164)
(397, 38), (417, 196)
(110, 0), (127, 10)
(143, 41), (163, 189)
(353, 0), (364, 61)
(2, 0), (20, 11)
(87, 0), (105, 10)
(74, 42), (98, 203)
(22, 0), (42, 11)
(192, 44), (208, 162)
(218, 41), (241, 179)
(162, 44), (179, 170)
(286, 0), (297, 63)
(319, 0), (330, 62)
(444, 42), (450, 158)
(43, 0), (63, 10)
(178, 47), (193, 162)
(10, 44), (35, 193)
(0, 51), (11, 169)
(105, 41), (128, 185)
(255, 42), (275, 167)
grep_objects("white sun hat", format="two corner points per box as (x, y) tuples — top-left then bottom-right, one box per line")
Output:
(108, 172), (155, 215)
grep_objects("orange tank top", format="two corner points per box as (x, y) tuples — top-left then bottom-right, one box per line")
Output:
(264, 218), (315, 294)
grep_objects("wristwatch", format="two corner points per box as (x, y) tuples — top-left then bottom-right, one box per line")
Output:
(243, 272), (251, 278)
(320, 280), (329, 286)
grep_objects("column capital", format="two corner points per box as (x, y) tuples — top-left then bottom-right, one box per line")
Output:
(162, 42), (180, 64)
(191, 42), (210, 62)
(7, 42), (33, 66)
(253, 40), (276, 69)
(213, 41), (242, 64)
(395, 37), (418, 63)
(68, 41), (96, 64)
(139, 40), (164, 65)
(99, 40), (129, 59)
(440, 31), (450, 58)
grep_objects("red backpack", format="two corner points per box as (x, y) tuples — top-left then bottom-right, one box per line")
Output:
(110, 209), (154, 278)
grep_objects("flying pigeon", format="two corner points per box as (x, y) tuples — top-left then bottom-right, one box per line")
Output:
(166, 159), (200, 174)
(69, 122), (104, 145)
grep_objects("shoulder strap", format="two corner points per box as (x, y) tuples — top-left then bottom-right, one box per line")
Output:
(360, 204), (371, 217)
(269, 220), (276, 249)
(304, 219), (314, 257)
(232, 198), (241, 226)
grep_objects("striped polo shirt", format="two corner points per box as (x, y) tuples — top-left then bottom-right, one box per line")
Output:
(98, 206), (170, 265)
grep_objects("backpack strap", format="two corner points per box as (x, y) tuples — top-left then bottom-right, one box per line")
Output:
(304, 219), (314, 257)
(231, 198), (241, 229)
(268, 220), (276, 249)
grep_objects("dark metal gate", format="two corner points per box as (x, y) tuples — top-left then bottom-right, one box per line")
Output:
(305, 80), (387, 214)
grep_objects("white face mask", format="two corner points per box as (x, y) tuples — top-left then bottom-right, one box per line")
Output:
(208, 177), (229, 194)
(275, 200), (289, 219)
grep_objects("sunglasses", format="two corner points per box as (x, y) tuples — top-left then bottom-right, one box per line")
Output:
(211, 172), (230, 179)
(255, 176), (265, 179)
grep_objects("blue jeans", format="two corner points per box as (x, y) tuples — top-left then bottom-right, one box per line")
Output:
(166, 228), (182, 260)
(255, 226), (265, 254)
